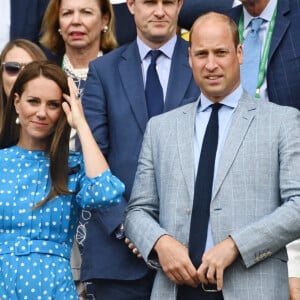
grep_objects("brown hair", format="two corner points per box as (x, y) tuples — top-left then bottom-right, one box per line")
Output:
(0, 60), (73, 208)
(40, 0), (118, 55)
(0, 39), (46, 131)
(189, 12), (240, 48)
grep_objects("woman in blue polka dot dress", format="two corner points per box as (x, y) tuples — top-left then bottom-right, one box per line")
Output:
(0, 61), (125, 299)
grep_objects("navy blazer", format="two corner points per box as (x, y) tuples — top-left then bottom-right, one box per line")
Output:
(80, 37), (199, 281)
(178, 0), (233, 30)
(228, 0), (300, 110)
(10, 0), (49, 45)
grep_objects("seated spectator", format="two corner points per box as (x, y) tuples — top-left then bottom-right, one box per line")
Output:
(0, 39), (46, 131)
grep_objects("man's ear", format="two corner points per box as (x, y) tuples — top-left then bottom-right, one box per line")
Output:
(237, 44), (243, 65)
(178, 0), (184, 10)
(126, 0), (135, 15)
(188, 47), (192, 68)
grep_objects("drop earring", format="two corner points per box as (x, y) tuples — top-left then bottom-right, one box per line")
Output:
(102, 25), (108, 33)
(16, 117), (20, 124)
(58, 28), (62, 35)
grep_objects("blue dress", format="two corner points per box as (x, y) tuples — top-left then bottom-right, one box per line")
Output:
(0, 146), (125, 299)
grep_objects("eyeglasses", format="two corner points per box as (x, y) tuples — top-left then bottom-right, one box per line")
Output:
(2, 62), (28, 76)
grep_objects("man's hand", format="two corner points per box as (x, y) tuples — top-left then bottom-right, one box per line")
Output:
(289, 277), (300, 300)
(154, 235), (199, 287)
(197, 237), (239, 291)
(124, 237), (142, 258)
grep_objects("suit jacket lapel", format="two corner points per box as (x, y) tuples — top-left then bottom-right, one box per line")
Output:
(177, 100), (200, 202)
(165, 38), (194, 111)
(118, 41), (149, 133)
(269, 0), (290, 62)
(212, 92), (257, 199)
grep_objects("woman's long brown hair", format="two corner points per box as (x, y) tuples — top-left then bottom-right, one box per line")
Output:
(0, 60), (74, 208)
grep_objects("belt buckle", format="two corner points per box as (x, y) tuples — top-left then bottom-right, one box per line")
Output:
(201, 282), (219, 293)
(15, 237), (31, 256)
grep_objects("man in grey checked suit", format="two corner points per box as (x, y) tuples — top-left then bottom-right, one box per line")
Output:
(125, 12), (300, 300)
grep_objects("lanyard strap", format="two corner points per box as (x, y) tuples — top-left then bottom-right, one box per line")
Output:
(238, 5), (277, 98)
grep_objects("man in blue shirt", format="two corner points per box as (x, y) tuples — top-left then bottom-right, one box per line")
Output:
(228, 0), (300, 108)
(79, 0), (199, 299)
(125, 12), (300, 300)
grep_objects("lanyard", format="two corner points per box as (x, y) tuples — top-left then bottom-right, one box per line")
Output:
(238, 5), (277, 98)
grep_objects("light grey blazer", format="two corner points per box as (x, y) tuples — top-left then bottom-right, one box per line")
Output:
(125, 92), (300, 300)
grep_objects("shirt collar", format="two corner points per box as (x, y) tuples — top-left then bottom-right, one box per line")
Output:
(137, 34), (177, 61)
(198, 85), (243, 112)
(243, 0), (277, 29)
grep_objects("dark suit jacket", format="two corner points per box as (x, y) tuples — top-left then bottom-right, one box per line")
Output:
(10, 0), (49, 45)
(80, 37), (199, 281)
(178, 0), (233, 30)
(228, 0), (300, 110)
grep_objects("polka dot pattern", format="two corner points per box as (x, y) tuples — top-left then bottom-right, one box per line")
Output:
(0, 146), (125, 298)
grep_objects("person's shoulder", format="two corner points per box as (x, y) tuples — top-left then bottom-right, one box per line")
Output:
(279, 0), (300, 16)
(173, 36), (190, 52)
(238, 92), (299, 118)
(90, 41), (136, 66)
(150, 99), (198, 124)
(256, 99), (300, 120)
(0, 147), (9, 155)
(0, 146), (15, 165)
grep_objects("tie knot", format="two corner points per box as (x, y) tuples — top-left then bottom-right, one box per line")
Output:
(210, 102), (222, 112)
(149, 50), (162, 64)
(250, 17), (263, 32)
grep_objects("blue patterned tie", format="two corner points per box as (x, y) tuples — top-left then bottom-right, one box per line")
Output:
(241, 18), (263, 96)
(145, 50), (164, 118)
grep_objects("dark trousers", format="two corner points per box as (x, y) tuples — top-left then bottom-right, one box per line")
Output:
(86, 270), (155, 300)
(177, 284), (224, 300)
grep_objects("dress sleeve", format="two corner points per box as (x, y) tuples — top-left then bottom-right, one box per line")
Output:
(69, 152), (125, 209)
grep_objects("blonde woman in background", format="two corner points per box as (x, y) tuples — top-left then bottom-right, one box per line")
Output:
(40, 0), (118, 149)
